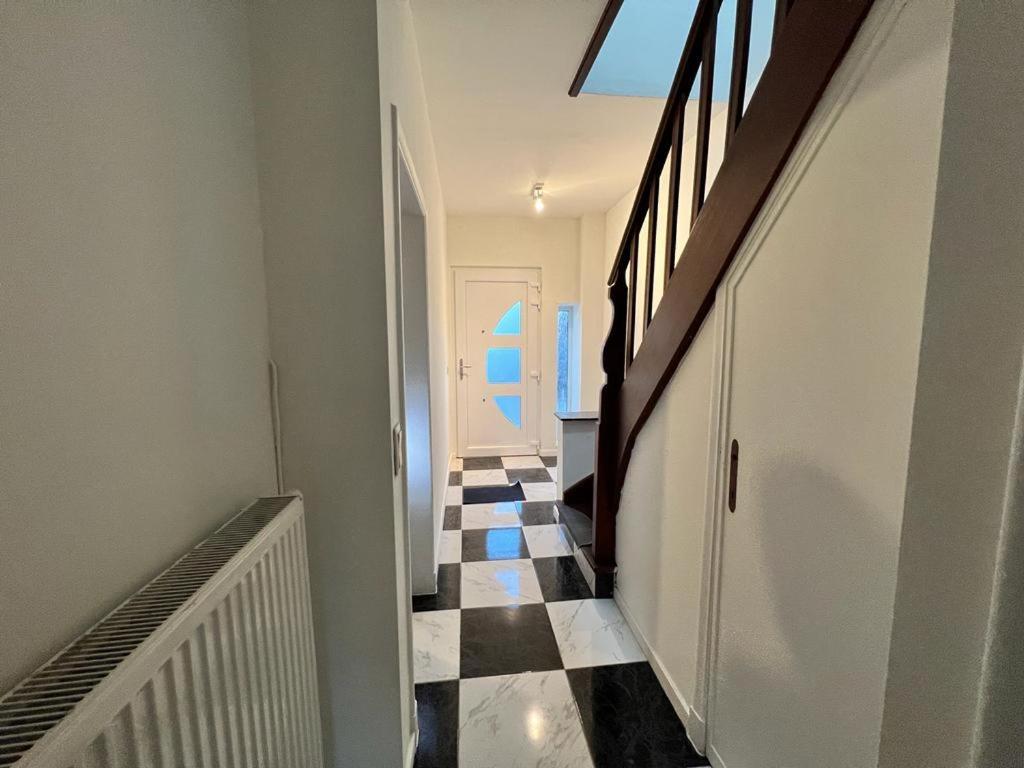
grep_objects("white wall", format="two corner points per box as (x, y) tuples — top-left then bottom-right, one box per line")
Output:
(447, 216), (579, 453)
(0, 3), (277, 694)
(615, 310), (715, 723)
(879, 0), (1024, 763)
(248, 1), (410, 764)
(578, 213), (607, 410)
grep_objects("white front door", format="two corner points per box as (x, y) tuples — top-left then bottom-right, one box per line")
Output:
(454, 267), (540, 457)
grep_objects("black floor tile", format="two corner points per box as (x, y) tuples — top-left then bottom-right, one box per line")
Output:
(506, 468), (555, 484)
(541, 455), (558, 467)
(443, 505), (461, 531)
(460, 604), (563, 679)
(412, 564), (460, 612)
(462, 456), (504, 470)
(414, 681), (459, 768)
(567, 662), (710, 767)
(518, 500), (558, 526)
(462, 482), (525, 504)
(532, 556), (592, 602)
(448, 470), (462, 486)
(461, 528), (530, 561)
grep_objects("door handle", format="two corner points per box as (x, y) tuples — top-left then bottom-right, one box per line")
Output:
(728, 439), (739, 513)
(459, 358), (472, 380)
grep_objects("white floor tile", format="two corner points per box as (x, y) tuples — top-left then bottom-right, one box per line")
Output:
(548, 467), (558, 481)
(523, 524), (574, 558)
(462, 468), (509, 486)
(438, 531), (462, 564)
(459, 671), (593, 768)
(545, 599), (645, 669)
(446, 486), (462, 505)
(450, 457), (463, 471)
(501, 455), (546, 469)
(461, 559), (543, 608)
(522, 482), (557, 502)
(413, 609), (460, 683)
(461, 502), (522, 529)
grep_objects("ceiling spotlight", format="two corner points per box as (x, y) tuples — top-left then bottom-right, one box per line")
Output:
(531, 184), (545, 213)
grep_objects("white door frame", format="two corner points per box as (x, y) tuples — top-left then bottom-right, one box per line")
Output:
(452, 266), (541, 458)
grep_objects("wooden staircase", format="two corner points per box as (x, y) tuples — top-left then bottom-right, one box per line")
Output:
(585, 0), (877, 595)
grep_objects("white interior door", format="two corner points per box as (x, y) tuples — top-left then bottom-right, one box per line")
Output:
(454, 267), (540, 457)
(707, 231), (921, 767)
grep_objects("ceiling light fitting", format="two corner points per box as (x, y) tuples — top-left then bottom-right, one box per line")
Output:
(531, 184), (545, 213)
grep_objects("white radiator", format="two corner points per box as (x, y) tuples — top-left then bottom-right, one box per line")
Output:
(0, 495), (324, 768)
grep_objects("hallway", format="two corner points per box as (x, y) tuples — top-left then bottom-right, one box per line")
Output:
(412, 456), (708, 767)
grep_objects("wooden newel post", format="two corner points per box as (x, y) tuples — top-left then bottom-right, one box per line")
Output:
(591, 261), (628, 595)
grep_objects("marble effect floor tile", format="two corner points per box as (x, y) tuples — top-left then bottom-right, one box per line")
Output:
(532, 557), (593, 603)
(567, 662), (710, 767)
(461, 502), (522, 530)
(524, 524), (575, 558)
(501, 455), (546, 469)
(461, 527), (530, 562)
(446, 485), (462, 505)
(463, 456), (504, 470)
(541, 455), (558, 468)
(448, 470), (462, 486)
(438, 530), (462, 564)
(443, 505), (461, 531)
(413, 609), (460, 683)
(460, 604), (563, 679)
(462, 468), (509, 486)
(507, 467), (557, 485)
(449, 457), (464, 471)
(546, 600), (645, 669)
(412, 563), (460, 613)
(522, 482), (557, 502)
(460, 558), (543, 608)
(518, 500), (558, 526)
(548, 467), (558, 481)
(459, 671), (593, 768)
(414, 681), (459, 768)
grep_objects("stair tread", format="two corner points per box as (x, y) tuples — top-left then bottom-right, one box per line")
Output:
(556, 501), (593, 549)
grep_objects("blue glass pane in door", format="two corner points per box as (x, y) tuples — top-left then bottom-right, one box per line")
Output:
(494, 396), (522, 428)
(493, 302), (522, 336)
(486, 348), (521, 384)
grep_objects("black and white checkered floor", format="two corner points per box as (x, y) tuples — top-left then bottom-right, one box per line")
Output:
(412, 455), (709, 768)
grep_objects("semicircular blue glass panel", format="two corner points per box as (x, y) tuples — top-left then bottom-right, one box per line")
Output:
(494, 395), (522, 428)
(493, 301), (522, 336)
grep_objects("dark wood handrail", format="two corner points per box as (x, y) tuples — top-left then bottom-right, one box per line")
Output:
(591, 0), (877, 582)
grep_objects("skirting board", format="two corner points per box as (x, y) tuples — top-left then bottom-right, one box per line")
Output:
(539, 447), (558, 457)
(614, 589), (707, 754)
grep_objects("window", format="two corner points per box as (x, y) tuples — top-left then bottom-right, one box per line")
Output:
(486, 347), (521, 384)
(556, 305), (580, 413)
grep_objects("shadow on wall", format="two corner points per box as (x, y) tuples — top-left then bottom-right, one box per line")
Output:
(728, 459), (895, 757)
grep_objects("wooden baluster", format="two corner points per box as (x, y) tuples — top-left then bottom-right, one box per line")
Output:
(642, 181), (659, 328)
(691, 20), (717, 225)
(664, 107), (684, 287)
(624, 235), (639, 367)
(591, 262), (628, 594)
(726, 0), (754, 147)
(773, 0), (794, 49)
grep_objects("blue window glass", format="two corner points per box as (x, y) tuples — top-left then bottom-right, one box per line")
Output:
(493, 301), (522, 336)
(494, 395), (522, 428)
(486, 348), (521, 384)
(556, 308), (570, 412)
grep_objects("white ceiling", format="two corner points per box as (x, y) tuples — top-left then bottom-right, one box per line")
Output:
(410, 0), (669, 217)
